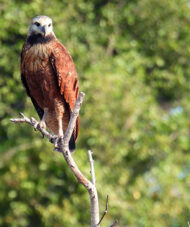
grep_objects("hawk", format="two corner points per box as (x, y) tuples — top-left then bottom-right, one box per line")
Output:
(21, 15), (79, 152)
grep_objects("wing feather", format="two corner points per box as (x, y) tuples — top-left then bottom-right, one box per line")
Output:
(50, 41), (79, 140)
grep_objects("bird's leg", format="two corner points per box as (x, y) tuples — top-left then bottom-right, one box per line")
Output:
(58, 118), (64, 138)
(34, 108), (48, 130)
(39, 108), (48, 129)
(54, 118), (64, 151)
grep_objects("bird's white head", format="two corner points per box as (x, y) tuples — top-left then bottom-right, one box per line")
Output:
(28, 15), (54, 37)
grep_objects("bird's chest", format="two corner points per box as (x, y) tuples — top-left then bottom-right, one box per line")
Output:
(23, 44), (58, 101)
(24, 44), (51, 75)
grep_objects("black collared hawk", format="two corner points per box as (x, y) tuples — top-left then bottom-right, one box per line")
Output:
(21, 15), (79, 151)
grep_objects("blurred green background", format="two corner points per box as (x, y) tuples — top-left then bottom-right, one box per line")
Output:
(1, 0), (190, 226)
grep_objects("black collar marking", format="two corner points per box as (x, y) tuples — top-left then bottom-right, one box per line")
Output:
(27, 34), (55, 45)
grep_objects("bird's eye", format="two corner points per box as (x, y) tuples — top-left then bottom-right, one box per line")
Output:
(34, 22), (40, 27)
(48, 23), (51, 27)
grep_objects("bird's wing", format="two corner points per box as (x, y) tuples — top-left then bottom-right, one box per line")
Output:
(21, 43), (44, 119)
(50, 41), (79, 140)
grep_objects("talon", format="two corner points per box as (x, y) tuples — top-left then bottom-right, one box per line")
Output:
(53, 136), (63, 152)
(33, 122), (38, 131)
(54, 137), (59, 148)
(54, 147), (61, 152)
(33, 120), (46, 133)
(50, 135), (57, 143)
(39, 120), (46, 130)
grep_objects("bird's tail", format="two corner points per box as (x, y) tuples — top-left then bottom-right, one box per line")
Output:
(69, 132), (76, 152)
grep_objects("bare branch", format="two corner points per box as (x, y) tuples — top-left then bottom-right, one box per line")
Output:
(64, 92), (85, 145)
(59, 139), (93, 191)
(97, 195), (109, 226)
(10, 92), (101, 227)
(10, 113), (54, 142)
(87, 150), (100, 226)
(88, 150), (96, 185)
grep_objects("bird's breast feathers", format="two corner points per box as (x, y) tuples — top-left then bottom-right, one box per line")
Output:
(23, 43), (51, 73)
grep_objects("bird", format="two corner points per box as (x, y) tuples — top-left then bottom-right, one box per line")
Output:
(20, 15), (79, 152)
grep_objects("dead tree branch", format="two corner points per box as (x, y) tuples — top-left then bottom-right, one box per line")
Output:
(88, 150), (99, 226)
(97, 195), (109, 226)
(10, 112), (54, 142)
(88, 150), (96, 185)
(10, 92), (101, 227)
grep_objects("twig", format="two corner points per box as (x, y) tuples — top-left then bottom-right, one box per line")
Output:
(188, 221), (190, 227)
(88, 150), (96, 185)
(87, 150), (99, 226)
(97, 195), (109, 226)
(10, 113), (54, 143)
(10, 92), (100, 227)
(110, 220), (118, 227)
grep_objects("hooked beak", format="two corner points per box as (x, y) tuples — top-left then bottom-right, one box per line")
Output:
(41, 26), (47, 37)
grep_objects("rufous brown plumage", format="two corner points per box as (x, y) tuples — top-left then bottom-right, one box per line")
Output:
(21, 15), (79, 151)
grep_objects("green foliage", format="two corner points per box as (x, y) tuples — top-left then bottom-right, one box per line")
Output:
(1, 0), (190, 226)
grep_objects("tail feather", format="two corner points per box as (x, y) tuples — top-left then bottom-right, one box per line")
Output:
(69, 132), (76, 152)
